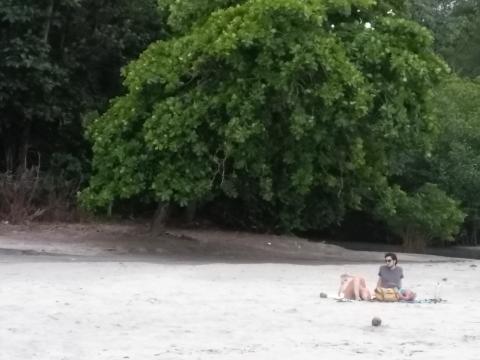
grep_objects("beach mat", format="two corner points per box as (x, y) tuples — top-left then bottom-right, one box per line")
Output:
(331, 297), (447, 304)
(398, 298), (447, 304)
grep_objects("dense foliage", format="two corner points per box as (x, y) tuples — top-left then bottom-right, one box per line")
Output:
(409, 0), (480, 77)
(0, 0), (165, 221)
(395, 77), (480, 245)
(83, 0), (448, 235)
(2, 0), (479, 248)
(376, 183), (465, 249)
(430, 78), (480, 244)
(0, 0), (164, 172)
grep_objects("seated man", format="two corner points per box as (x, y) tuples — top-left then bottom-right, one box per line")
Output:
(338, 274), (371, 300)
(377, 252), (416, 301)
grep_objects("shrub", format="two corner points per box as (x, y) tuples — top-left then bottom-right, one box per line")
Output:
(377, 183), (465, 250)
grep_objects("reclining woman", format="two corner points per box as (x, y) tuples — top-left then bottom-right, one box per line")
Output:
(338, 274), (372, 300)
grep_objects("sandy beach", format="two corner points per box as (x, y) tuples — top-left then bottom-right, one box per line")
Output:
(1, 259), (479, 360)
(0, 224), (479, 359)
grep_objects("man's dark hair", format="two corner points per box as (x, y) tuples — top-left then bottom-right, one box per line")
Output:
(384, 252), (398, 265)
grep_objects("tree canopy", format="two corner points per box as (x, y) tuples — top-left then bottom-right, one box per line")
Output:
(2, 0), (477, 247)
(0, 0), (164, 172)
(82, 0), (448, 232)
(409, 0), (480, 78)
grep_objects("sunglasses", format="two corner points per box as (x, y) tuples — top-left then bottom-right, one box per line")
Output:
(385, 259), (393, 263)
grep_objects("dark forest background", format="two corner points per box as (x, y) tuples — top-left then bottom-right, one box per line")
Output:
(1, 0), (480, 250)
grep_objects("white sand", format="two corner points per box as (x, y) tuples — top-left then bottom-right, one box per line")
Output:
(1, 260), (479, 360)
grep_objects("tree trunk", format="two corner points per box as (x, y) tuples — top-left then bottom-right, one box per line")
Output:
(17, 120), (32, 171)
(472, 215), (478, 245)
(2, 131), (16, 173)
(402, 227), (426, 252)
(1, 108), (31, 172)
(43, 0), (55, 44)
(184, 201), (197, 223)
(3, 143), (15, 173)
(151, 201), (170, 234)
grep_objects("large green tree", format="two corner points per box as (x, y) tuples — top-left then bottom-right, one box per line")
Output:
(83, 0), (447, 231)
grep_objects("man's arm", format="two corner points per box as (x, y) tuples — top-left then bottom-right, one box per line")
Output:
(377, 267), (383, 288)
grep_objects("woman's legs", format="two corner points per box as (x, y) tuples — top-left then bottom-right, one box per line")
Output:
(345, 277), (371, 300)
(357, 278), (371, 300)
(360, 287), (372, 300)
(342, 280), (355, 299)
(353, 277), (362, 300)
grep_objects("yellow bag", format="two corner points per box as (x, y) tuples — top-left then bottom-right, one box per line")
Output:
(375, 287), (399, 302)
